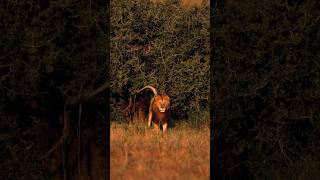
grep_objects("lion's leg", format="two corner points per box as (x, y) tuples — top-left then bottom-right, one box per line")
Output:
(148, 98), (154, 128)
(162, 123), (168, 133)
(147, 111), (152, 128)
(154, 122), (160, 132)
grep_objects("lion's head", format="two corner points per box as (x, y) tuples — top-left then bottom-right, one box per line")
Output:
(153, 95), (170, 113)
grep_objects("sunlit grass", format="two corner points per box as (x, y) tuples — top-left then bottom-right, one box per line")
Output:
(111, 121), (210, 180)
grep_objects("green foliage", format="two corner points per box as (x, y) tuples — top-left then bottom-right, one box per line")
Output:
(214, 0), (320, 178)
(111, 0), (209, 119)
(187, 110), (209, 128)
(1, 0), (106, 179)
(248, 150), (320, 179)
(1, 0), (106, 102)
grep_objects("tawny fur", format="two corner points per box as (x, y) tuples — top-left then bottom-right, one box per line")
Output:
(136, 86), (170, 132)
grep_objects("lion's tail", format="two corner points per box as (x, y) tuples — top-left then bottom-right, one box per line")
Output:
(135, 85), (158, 96)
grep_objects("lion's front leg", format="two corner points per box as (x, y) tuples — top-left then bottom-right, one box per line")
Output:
(148, 98), (154, 128)
(153, 122), (160, 132)
(147, 111), (152, 128)
(162, 123), (168, 133)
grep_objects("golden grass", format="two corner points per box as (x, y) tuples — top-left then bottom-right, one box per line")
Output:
(150, 0), (209, 8)
(180, 0), (209, 8)
(111, 121), (210, 180)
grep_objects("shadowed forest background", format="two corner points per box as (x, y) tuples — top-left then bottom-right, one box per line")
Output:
(213, 0), (320, 179)
(1, 0), (107, 179)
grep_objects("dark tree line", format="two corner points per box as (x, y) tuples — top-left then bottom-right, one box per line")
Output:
(1, 0), (108, 179)
(213, 0), (320, 179)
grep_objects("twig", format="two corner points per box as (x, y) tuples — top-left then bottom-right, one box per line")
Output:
(65, 81), (109, 106)
(40, 136), (63, 160)
(40, 106), (70, 160)
(86, 82), (109, 100)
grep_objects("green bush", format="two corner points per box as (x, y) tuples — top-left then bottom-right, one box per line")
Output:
(1, 0), (106, 179)
(110, 0), (210, 120)
(214, 0), (320, 178)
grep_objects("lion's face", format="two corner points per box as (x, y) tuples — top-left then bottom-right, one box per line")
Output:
(154, 95), (170, 113)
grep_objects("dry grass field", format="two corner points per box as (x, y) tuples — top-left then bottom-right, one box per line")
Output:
(180, 0), (209, 7)
(150, 0), (209, 8)
(111, 121), (210, 180)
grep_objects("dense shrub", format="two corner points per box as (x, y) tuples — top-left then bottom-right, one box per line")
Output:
(213, 0), (320, 178)
(1, 0), (106, 179)
(110, 0), (210, 120)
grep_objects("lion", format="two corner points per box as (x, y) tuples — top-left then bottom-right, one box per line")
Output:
(136, 85), (170, 132)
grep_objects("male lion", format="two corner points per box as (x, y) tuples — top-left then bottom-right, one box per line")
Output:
(136, 85), (170, 132)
